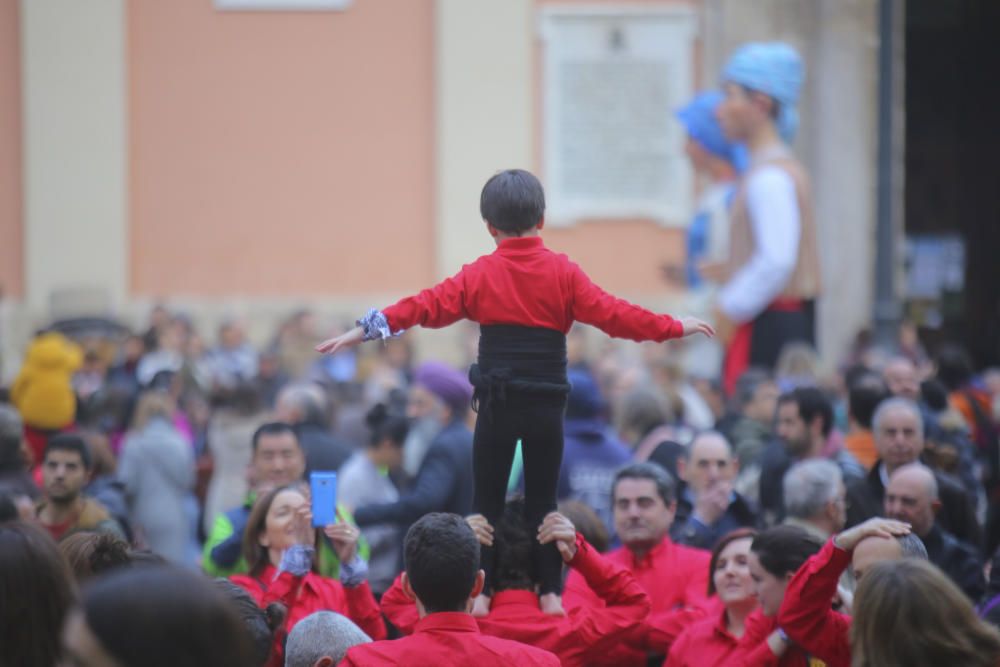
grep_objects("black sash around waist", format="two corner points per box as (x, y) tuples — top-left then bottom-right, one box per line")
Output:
(468, 325), (571, 413)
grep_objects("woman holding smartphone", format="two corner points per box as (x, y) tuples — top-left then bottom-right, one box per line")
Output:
(230, 483), (386, 667)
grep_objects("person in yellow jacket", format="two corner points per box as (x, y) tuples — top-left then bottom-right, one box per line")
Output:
(11, 331), (83, 465)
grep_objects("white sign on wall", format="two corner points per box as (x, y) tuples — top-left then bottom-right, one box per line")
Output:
(214, 0), (352, 10)
(539, 7), (697, 226)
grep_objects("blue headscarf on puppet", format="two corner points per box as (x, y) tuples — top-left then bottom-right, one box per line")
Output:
(722, 42), (804, 143)
(676, 90), (749, 173)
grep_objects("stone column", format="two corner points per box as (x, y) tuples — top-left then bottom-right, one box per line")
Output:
(434, 0), (534, 278)
(21, 0), (128, 317)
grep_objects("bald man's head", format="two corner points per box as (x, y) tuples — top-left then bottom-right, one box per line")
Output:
(883, 357), (919, 400)
(884, 463), (939, 537)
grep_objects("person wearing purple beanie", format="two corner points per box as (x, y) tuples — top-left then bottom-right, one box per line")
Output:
(351, 361), (475, 546)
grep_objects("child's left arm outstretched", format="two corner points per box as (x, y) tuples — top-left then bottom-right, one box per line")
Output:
(570, 263), (714, 342)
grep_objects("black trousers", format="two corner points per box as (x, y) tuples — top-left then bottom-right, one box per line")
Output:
(748, 299), (816, 368)
(472, 390), (567, 596)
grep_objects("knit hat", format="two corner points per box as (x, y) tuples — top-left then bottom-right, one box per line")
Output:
(722, 42), (804, 142)
(413, 361), (473, 415)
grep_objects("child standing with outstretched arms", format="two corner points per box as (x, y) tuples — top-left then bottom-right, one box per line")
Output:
(317, 169), (713, 615)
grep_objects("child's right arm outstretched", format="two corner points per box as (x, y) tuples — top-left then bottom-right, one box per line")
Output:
(316, 267), (473, 355)
(315, 326), (365, 355)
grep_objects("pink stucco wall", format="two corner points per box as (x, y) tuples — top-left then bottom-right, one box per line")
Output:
(128, 0), (436, 297)
(0, 0), (23, 299)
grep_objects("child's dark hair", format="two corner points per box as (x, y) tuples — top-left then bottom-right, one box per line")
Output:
(480, 169), (545, 234)
(365, 403), (409, 449)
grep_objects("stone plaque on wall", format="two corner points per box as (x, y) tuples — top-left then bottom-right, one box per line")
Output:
(540, 7), (697, 226)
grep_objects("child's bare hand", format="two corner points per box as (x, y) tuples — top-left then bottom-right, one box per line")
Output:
(680, 316), (715, 338)
(315, 326), (364, 355)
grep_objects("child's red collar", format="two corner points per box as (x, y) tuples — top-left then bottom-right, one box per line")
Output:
(497, 236), (544, 252)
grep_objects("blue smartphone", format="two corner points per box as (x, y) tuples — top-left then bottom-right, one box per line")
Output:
(310, 471), (337, 528)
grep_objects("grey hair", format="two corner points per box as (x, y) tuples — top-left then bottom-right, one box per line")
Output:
(276, 382), (329, 426)
(284, 611), (371, 667)
(782, 459), (843, 520)
(613, 462), (677, 506)
(872, 397), (923, 440)
(897, 532), (929, 560)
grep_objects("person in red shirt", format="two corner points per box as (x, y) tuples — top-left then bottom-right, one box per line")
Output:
(776, 517), (918, 667)
(229, 484), (385, 667)
(342, 512), (559, 666)
(563, 462), (713, 666)
(727, 525), (825, 666)
(317, 169), (713, 616)
(380, 503), (650, 666)
(666, 528), (758, 667)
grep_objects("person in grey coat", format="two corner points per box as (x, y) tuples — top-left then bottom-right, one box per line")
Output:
(118, 390), (197, 565)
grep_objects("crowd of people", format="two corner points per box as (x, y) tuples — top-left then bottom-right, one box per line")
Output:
(3, 40), (1000, 667)
(2, 297), (999, 666)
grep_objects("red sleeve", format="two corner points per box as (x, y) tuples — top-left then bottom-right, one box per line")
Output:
(380, 573), (419, 635)
(569, 262), (684, 342)
(644, 550), (712, 654)
(663, 624), (693, 667)
(730, 609), (780, 667)
(644, 605), (710, 654)
(563, 567), (601, 609)
(563, 566), (646, 665)
(338, 647), (364, 666)
(381, 266), (471, 331)
(566, 535), (651, 657)
(777, 539), (852, 667)
(343, 581), (387, 641)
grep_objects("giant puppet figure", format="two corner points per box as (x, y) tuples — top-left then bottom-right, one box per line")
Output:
(709, 43), (821, 394)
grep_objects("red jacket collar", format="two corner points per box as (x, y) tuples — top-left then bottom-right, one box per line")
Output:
(415, 612), (481, 634)
(490, 589), (540, 609)
(712, 605), (739, 641)
(496, 236), (544, 254)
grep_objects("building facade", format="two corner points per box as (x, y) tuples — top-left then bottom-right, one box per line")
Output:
(0, 0), (890, 379)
